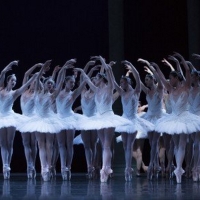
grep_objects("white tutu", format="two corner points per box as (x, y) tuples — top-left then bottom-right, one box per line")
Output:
(82, 111), (132, 131)
(115, 114), (154, 135)
(73, 134), (83, 145)
(18, 113), (65, 134)
(0, 111), (27, 128)
(0, 111), (26, 129)
(155, 111), (200, 134)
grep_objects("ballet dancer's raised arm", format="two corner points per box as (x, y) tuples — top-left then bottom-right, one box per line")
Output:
(0, 61), (18, 88)
(161, 58), (175, 72)
(168, 55), (185, 81)
(149, 62), (171, 92)
(192, 53), (200, 60)
(22, 63), (43, 85)
(137, 58), (153, 94)
(173, 52), (191, 88)
(122, 60), (141, 94)
(51, 65), (61, 81)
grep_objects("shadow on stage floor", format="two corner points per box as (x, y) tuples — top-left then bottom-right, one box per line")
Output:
(0, 173), (199, 200)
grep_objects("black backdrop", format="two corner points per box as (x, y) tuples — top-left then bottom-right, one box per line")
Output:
(0, 0), (196, 172)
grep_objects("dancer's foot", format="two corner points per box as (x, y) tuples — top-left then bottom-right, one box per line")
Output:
(100, 167), (113, 183)
(61, 167), (71, 181)
(136, 169), (141, 177)
(27, 166), (36, 179)
(3, 165), (11, 180)
(147, 166), (153, 180)
(125, 168), (133, 181)
(174, 168), (185, 184)
(192, 168), (198, 182)
(41, 168), (50, 181)
(86, 167), (95, 179)
(49, 166), (56, 179)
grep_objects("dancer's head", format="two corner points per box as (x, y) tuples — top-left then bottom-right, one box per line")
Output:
(169, 71), (183, 87)
(95, 73), (107, 86)
(44, 77), (55, 91)
(191, 70), (200, 85)
(6, 74), (17, 89)
(120, 76), (132, 90)
(65, 75), (75, 90)
(144, 74), (156, 87)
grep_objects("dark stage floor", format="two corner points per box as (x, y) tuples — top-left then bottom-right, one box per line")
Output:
(0, 173), (199, 200)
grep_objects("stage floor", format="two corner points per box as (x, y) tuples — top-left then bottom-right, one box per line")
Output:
(0, 173), (199, 200)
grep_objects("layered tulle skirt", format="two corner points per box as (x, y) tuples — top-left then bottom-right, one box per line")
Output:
(81, 111), (133, 131)
(155, 111), (200, 134)
(17, 113), (65, 134)
(115, 114), (154, 135)
(0, 111), (25, 129)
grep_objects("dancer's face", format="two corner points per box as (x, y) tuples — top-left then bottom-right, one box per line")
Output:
(44, 80), (54, 91)
(65, 77), (75, 90)
(7, 76), (17, 88)
(91, 77), (97, 86)
(144, 76), (153, 87)
(169, 74), (178, 87)
(120, 78), (128, 90)
(191, 72), (198, 84)
(95, 74), (103, 86)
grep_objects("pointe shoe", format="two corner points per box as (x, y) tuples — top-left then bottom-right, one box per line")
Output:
(49, 166), (56, 179)
(154, 166), (161, 179)
(61, 168), (71, 181)
(100, 168), (113, 183)
(136, 169), (141, 177)
(3, 165), (11, 180)
(147, 166), (153, 180)
(41, 168), (50, 181)
(125, 168), (133, 181)
(27, 166), (36, 179)
(169, 164), (175, 179)
(192, 168), (198, 182)
(86, 167), (95, 179)
(184, 167), (192, 179)
(174, 168), (185, 184)
(142, 165), (148, 172)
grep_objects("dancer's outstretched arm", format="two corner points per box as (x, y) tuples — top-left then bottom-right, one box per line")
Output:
(0, 61), (18, 88)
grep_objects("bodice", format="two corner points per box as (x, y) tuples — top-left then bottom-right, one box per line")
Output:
(169, 90), (189, 115)
(20, 92), (35, 116)
(188, 88), (200, 115)
(81, 92), (96, 117)
(95, 88), (113, 115)
(0, 89), (15, 115)
(34, 92), (55, 117)
(146, 90), (163, 116)
(56, 91), (74, 117)
(121, 91), (139, 119)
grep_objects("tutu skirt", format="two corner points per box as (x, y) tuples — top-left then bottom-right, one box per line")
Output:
(18, 114), (65, 134)
(0, 111), (25, 129)
(155, 111), (200, 134)
(115, 115), (154, 135)
(82, 111), (132, 131)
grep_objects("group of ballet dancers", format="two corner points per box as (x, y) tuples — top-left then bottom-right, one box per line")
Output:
(0, 53), (200, 184)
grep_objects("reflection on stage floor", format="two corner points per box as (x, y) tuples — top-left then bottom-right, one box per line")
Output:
(0, 173), (200, 199)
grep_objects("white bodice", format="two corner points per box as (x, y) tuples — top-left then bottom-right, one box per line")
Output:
(81, 92), (96, 117)
(146, 91), (163, 116)
(188, 88), (200, 115)
(169, 91), (189, 115)
(95, 88), (113, 115)
(56, 90), (74, 117)
(34, 92), (55, 118)
(20, 92), (35, 116)
(0, 89), (15, 115)
(121, 91), (139, 119)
